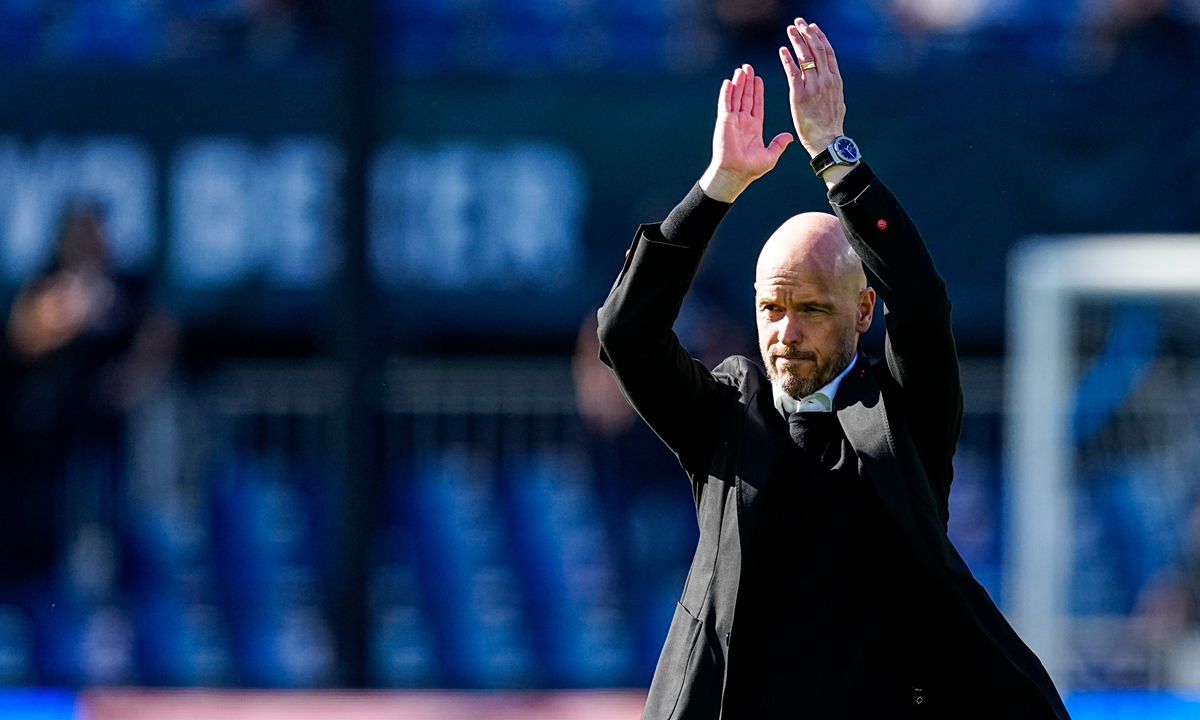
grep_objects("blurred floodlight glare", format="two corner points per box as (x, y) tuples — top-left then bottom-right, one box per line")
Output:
(892, 0), (991, 30)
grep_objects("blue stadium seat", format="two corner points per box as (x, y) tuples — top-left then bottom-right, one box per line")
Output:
(408, 450), (537, 687)
(211, 457), (335, 687)
(507, 447), (633, 686)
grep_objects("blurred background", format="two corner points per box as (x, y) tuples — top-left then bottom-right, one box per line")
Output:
(0, 0), (1196, 717)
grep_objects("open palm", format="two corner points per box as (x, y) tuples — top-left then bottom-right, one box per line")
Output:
(702, 64), (792, 201)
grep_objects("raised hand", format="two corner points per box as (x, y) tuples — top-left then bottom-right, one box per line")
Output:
(779, 19), (846, 159)
(698, 64), (793, 203)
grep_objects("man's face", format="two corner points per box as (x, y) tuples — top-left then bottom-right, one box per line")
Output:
(756, 258), (873, 400)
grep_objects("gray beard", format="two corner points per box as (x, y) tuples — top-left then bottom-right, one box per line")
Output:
(763, 341), (858, 400)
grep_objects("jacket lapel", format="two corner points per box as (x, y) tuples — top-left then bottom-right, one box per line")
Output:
(835, 353), (922, 546)
(734, 376), (789, 555)
(734, 353), (924, 555)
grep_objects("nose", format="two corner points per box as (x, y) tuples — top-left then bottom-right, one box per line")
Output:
(778, 311), (803, 346)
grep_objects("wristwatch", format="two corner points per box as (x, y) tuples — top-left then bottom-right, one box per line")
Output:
(810, 136), (861, 177)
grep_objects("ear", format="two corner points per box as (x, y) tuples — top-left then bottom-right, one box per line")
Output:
(855, 287), (876, 334)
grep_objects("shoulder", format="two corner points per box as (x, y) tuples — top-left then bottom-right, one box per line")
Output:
(706, 355), (775, 470)
(712, 355), (771, 402)
(869, 354), (910, 425)
(869, 355), (898, 395)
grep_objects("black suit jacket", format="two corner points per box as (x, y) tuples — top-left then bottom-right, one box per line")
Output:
(597, 164), (1070, 719)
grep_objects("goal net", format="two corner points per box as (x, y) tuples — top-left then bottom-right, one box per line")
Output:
(1006, 235), (1200, 693)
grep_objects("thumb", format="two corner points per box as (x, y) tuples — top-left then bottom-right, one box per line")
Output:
(767, 132), (793, 161)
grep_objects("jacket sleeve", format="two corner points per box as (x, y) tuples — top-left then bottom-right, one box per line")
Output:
(828, 163), (963, 504)
(596, 205), (738, 476)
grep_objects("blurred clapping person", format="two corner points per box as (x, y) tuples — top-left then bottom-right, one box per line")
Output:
(0, 200), (177, 595)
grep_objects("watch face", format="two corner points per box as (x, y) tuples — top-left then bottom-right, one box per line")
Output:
(833, 136), (860, 163)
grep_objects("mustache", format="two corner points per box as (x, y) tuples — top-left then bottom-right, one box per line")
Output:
(769, 346), (818, 362)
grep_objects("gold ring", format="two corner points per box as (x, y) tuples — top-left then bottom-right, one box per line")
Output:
(800, 61), (816, 70)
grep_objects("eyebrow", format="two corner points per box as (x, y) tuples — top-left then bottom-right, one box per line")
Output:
(756, 295), (836, 311)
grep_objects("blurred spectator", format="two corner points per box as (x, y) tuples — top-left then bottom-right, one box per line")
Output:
(573, 312), (636, 439)
(0, 200), (176, 592)
(572, 294), (754, 441)
(573, 294), (753, 439)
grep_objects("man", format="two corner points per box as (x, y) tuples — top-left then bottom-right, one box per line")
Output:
(0, 200), (176, 588)
(597, 19), (1070, 720)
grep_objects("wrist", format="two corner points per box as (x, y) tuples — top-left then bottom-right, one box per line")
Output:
(801, 134), (840, 158)
(808, 134), (861, 188)
(819, 162), (859, 189)
(699, 165), (751, 203)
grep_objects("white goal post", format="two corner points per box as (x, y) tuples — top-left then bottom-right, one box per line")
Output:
(1005, 234), (1200, 691)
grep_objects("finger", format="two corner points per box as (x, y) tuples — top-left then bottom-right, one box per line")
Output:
(767, 132), (793, 162)
(740, 64), (754, 112)
(797, 22), (823, 74)
(779, 45), (804, 91)
(811, 23), (840, 78)
(787, 22), (815, 77)
(752, 75), (765, 119)
(731, 67), (747, 114)
(719, 78), (733, 114)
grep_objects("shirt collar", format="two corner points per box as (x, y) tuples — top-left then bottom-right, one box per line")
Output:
(772, 355), (856, 418)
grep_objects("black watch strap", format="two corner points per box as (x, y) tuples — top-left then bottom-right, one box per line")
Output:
(810, 147), (838, 177)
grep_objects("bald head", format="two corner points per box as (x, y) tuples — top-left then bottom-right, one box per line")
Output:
(754, 212), (875, 400)
(755, 212), (866, 297)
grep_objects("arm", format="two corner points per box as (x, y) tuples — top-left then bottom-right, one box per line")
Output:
(598, 65), (793, 474)
(780, 20), (962, 473)
(832, 164), (963, 493)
